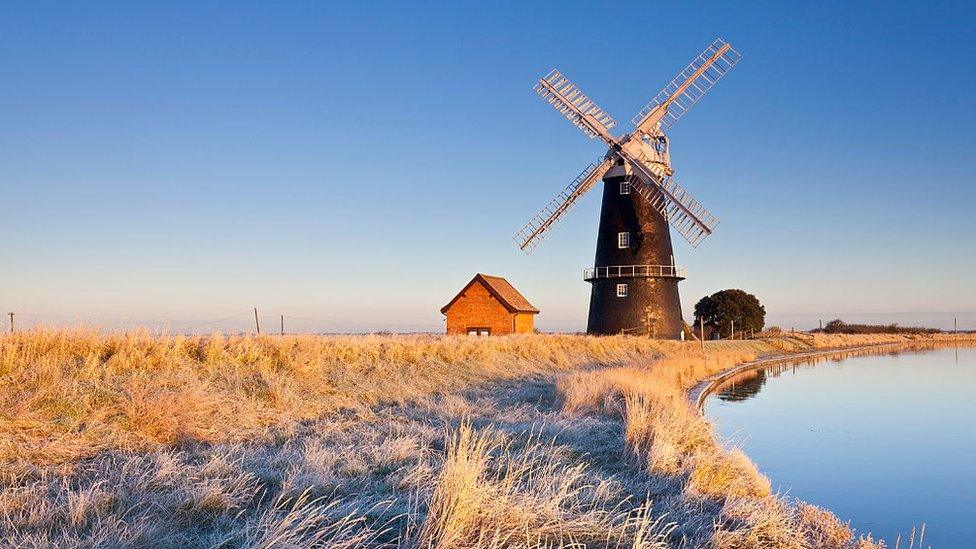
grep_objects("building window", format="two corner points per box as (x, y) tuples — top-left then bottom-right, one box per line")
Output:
(617, 232), (630, 249)
(467, 328), (490, 336)
(619, 181), (630, 195)
(616, 284), (628, 297)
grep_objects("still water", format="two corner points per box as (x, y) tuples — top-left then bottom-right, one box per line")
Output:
(704, 345), (976, 548)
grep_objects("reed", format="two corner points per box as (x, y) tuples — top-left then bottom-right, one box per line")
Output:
(2, 328), (966, 547)
(1, 328), (679, 465)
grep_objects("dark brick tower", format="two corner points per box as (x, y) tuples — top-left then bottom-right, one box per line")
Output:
(585, 161), (685, 338)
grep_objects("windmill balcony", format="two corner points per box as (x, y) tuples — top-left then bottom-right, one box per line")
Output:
(583, 264), (687, 281)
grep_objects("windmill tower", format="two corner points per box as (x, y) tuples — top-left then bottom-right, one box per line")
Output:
(514, 39), (741, 338)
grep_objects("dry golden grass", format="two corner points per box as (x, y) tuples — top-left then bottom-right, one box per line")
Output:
(2, 328), (968, 547)
(0, 328), (681, 465)
(417, 422), (672, 548)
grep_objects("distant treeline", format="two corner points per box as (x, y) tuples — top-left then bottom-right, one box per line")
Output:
(813, 319), (942, 335)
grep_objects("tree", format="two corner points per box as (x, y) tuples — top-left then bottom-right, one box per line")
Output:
(694, 289), (765, 338)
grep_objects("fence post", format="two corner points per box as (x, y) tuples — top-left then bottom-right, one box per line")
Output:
(254, 308), (261, 335)
(699, 317), (705, 355)
(7, 312), (13, 333)
(280, 315), (284, 336)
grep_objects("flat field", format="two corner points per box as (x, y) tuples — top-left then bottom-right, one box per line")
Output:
(1, 330), (964, 547)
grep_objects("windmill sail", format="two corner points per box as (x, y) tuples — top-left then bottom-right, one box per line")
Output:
(516, 39), (739, 253)
(514, 157), (614, 253)
(632, 38), (741, 134)
(621, 156), (719, 248)
(534, 70), (617, 141)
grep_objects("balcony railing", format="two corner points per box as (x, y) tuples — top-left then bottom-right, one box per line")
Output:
(583, 264), (687, 281)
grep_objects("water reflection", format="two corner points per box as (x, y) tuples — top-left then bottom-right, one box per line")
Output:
(714, 368), (767, 401)
(711, 343), (965, 403)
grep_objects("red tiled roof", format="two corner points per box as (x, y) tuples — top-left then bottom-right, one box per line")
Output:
(440, 274), (540, 315)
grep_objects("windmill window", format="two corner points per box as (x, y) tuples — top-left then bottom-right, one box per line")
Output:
(654, 136), (668, 153)
(616, 284), (628, 297)
(619, 181), (630, 195)
(618, 232), (630, 248)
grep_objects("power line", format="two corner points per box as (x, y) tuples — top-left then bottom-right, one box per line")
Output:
(8, 310), (256, 332)
(4, 310), (444, 333)
(286, 315), (443, 328)
(179, 310), (254, 332)
(13, 312), (251, 323)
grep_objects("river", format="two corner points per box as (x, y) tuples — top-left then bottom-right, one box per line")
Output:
(704, 345), (976, 548)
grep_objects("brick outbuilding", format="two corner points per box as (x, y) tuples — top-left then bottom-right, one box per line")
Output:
(440, 274), (539, 335)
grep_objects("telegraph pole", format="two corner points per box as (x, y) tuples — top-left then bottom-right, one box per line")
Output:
(253, 308), (261, 335)
(731, 319), (735, 340)
(280, 315), (284, 336)
(819, 318), (824, 332)
(955, 318), (958, 334)
(7, 312), (13, 334)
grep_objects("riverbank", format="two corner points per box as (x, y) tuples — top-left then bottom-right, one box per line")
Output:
(1, 329), (971, 547)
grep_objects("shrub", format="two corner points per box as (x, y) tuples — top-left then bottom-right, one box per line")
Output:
(816, 319), (940, 335)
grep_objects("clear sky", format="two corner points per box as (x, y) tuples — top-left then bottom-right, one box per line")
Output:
(2, 1), (974, 333)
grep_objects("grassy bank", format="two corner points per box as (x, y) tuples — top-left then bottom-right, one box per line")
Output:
(1, 329), (968, 547)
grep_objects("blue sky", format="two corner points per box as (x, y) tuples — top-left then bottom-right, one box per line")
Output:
(1, 1), (974, 333)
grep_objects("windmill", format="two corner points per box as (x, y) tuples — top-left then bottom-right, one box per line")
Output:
(514, 38), (741, 338)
